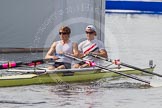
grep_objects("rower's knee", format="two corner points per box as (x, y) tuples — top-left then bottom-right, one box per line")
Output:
(72, 64), (80, 68)
(56, 65), (65, 70)
(48, 66), (55, 70)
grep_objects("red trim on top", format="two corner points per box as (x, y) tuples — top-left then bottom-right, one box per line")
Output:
(83, 44), (97, 54)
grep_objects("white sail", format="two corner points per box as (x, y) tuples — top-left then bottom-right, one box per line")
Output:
(0, 0), (105, 49)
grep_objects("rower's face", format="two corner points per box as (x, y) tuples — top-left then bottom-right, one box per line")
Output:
(85, 29), (95, 40)
(59, 30), (70, 40)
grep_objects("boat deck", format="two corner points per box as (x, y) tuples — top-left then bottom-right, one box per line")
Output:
(0, 67), (154, 87)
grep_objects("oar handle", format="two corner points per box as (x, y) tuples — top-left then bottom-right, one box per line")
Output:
(89, 53), (111, 62)
(64, 54), (83, 62)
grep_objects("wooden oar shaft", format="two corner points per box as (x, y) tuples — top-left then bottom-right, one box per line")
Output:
(64, 54), (150, 84)
(90, 54), (162, 78)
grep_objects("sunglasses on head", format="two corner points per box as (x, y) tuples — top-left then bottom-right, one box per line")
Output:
(85, 31), (94, 34)
(59, 32), (68, 35)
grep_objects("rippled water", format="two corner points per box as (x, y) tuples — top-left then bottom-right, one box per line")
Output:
(0, 80), (162, 108)
(1, 14), (162, 108)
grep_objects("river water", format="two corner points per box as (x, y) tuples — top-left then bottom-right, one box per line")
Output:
(1, 14), (162, 108)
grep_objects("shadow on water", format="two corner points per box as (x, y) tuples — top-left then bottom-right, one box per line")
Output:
(0, 100), (46, 105)
(93, 77), (152, 89)
(102, 82), (151, 89)
(48, 77), (152, 96)
(49, 82), (99, 95)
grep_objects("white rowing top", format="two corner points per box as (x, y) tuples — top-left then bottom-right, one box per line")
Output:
(55, 40), (73, 63)
(78, 38), (105, 63)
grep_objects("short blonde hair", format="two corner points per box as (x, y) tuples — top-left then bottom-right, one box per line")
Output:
(59, 26), (71, 34)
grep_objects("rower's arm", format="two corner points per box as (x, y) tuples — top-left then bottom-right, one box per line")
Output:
(45, 42), (59, 60)
(92, 40), (108, 58)
(92, 49), (108, 58)
(72, 42), (79, 57)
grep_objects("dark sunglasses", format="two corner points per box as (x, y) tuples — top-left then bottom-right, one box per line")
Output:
(85, 31), (94, 34)
(59, 32), (68, 35)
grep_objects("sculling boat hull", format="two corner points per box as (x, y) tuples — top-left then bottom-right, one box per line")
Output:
(0, 67), (154, 87)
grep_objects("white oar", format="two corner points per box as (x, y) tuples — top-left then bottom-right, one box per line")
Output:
(63, 53), (161, 87)
(90, 54), (162, 77)
(7, 67), (100, 74)
(89, 54), (162, 87)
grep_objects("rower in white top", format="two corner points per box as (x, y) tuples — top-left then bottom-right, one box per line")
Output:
(45, 26), (79, 70)
(73, 25), (108, 68)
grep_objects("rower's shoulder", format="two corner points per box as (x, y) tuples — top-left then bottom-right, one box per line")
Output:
(79, 40), (87, 45)
(50, 41), (60, 48)
(94, 39), (103, 43)
(94, 39), (104, 46)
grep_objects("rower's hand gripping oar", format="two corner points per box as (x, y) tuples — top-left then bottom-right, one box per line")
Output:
(89, 53), (162, 78)
(0, 58), (54, 69)
(63, 53), (151, 85)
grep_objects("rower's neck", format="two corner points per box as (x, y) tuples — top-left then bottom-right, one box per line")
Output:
(88, 38), (95, 41)
(61, 40), (69, 44)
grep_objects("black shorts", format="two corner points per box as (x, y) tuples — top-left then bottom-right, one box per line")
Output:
(53, 62), (71, 69)
(78, 61), (86, 65)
